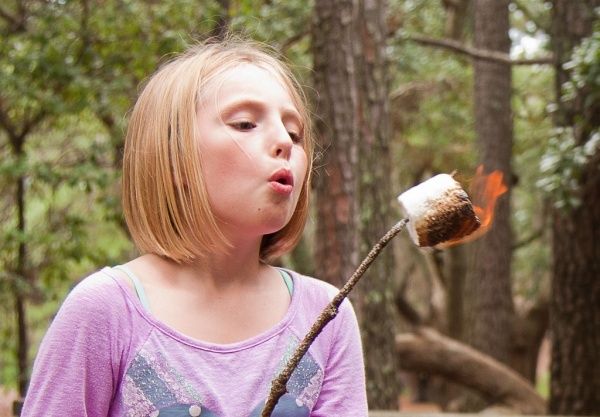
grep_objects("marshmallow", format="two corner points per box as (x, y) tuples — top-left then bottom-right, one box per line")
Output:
(397, 174), (481, 248)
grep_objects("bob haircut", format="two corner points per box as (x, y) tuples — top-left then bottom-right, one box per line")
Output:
(122, 38), (314, 264)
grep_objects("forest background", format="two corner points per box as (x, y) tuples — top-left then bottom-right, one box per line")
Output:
(0, 0), (598, 415)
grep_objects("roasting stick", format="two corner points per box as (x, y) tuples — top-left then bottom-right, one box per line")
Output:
(260, 219), (408, 417)
(261, 173), (481, 417)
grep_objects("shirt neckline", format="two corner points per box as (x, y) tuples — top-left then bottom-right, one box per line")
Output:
(101, 266), (300, 353)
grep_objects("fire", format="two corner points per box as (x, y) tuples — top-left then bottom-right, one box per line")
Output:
(441, 165), (507, 247)
(470, 165), (508, 228)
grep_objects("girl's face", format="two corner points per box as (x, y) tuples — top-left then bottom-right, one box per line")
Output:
(195, 63), (308, 243)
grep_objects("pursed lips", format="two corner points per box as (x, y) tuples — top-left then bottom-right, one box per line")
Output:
(268, 168), (294, 195)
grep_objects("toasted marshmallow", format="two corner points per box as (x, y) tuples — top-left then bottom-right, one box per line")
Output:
(397, 174), (480, 247)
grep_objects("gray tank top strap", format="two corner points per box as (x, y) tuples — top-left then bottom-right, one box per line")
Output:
(114, 265), (151, 312)
(277, 269), (294, 296)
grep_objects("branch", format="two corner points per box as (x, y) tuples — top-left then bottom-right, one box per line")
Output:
(278, 29), (309, 54)
(20, 109), (47, 142)
(394, 287), (422, 327)
(0, 4), (24, 32)
(395, 326), (547, 414)
(401, 34), (554, 66)
(0, 97), (18, 141)
(512, 228), (544, 250)
(422, 251), (446, 309)
(261, 219), (409, 417)
(0, 5), (17, 24)
(390, 79), (449, 104)
(75, 0), (92, 65)
(0, 99), (47, 152)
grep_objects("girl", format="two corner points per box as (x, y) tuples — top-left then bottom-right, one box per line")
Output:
(22, 39), (368, 417)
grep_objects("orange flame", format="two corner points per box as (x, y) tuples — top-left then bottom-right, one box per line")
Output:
(443, 165), (508, 247)
(472, 164), (507, 226)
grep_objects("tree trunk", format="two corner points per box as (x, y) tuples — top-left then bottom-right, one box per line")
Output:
(464, 0), (514, 365)
(312, 0), (402, 407)
(5, 130), (30, 399)
(510, 297), (549, 384)
(312, 1), (361, 288)
(443, 245), (467, 341)
(355, 0), (401, 408)
(443, 0), (471, 40)
(549, 1), (600, 415)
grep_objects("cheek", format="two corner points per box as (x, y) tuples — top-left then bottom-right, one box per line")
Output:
(198, 138), (255, 181)
(295, 152), (309, 186)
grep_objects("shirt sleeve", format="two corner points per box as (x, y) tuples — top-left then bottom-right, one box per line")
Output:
(21, 272), (131, 417)
(311, 298), (368, 416)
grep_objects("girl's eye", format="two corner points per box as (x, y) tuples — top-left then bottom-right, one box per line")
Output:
(288, 131), (302, 144)
(231, 121), (256, 131)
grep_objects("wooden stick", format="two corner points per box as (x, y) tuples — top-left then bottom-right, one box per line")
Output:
(260, 219), (409, 417)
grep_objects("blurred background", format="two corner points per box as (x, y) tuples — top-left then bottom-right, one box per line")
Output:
(0, 0), (598, 415)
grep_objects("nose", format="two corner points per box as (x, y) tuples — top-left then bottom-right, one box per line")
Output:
(271, 121), (293, 160)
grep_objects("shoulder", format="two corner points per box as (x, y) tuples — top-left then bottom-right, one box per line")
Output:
(285, 269), (359, 341)
(69, 267), (123, 294)
(39, 267), (148, 369)
(284, 270), (363, 373)
(23, 269), (140, 415)
(289, 270), (338, 299)
(61, 268), (128, 312)
(52, 268), (138, 336)
(287, 270), (354, 313)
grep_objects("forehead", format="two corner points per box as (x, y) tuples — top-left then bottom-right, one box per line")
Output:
(198, 63), (300, 113)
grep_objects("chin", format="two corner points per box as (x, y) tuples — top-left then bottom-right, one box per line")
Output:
(264, 223), (289, 236)
(261, 215), (293, 235)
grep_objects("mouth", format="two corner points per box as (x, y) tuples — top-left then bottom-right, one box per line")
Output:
(269, 168), (294, 195)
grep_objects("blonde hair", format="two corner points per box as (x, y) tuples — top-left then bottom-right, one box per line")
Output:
(122, 38), (314, 263)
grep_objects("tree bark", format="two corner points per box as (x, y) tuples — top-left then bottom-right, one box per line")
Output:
(3, 126), (31, 398)
(395, 327), (546, 415)
(464, 0), (514, 366)
(312, 0), (361, 291)
(443, 245), (467, 341)
(355, 0), (402, 408)
(312, 0), (402, 407)
(549, 1), (600, 415)
(442, 0), (471, 40)
(16, 168), (29, 398)
(510, 296), (549, 384)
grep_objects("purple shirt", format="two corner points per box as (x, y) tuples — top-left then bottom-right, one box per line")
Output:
(22, 268), (368, 417)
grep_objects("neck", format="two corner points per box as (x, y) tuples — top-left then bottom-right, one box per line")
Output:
(197, 239), (264, 285)
(160, 235), (266, 290)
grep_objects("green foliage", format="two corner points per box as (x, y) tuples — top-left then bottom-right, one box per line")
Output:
(511, 62), (553, 299)
(0, 0), (218, 388)
(229, 0), (314, 83)
(390, 0), (557, 304)
(538, 128), (600, 209)
(389, 1), (475, 186)
(0, 0), (318, 390)
(563, 20), (600, 107)
(512, 60), (554, 298)
(538, 18), (600, 210)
